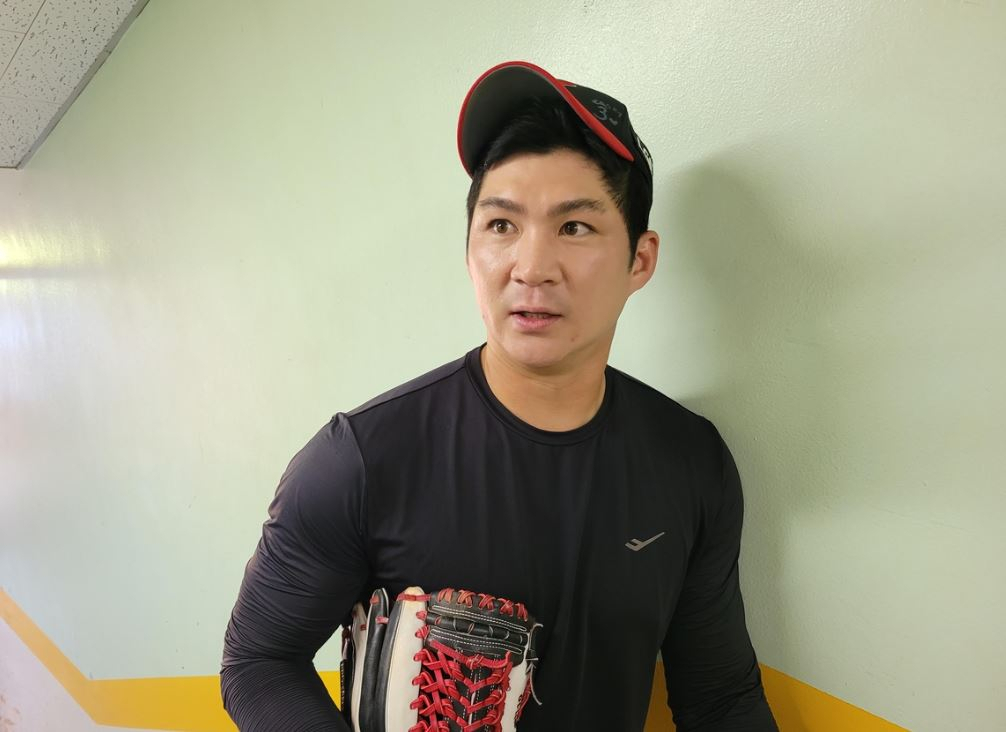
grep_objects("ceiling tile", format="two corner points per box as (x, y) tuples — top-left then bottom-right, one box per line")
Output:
(0, 0), (46, 34)
(0, 28), (22, 68)
(0, 0), (138, 104)
(0, 95), (57, 166)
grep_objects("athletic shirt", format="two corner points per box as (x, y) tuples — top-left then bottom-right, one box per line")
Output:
(221, 345), (777, 731)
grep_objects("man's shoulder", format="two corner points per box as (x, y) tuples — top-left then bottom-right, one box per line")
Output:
(346, 351), (470, 420)
(609, 365), (718, 442)
(608, 367), (731, 491)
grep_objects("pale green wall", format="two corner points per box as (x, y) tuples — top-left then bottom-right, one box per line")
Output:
(1, 1), (1003, 730)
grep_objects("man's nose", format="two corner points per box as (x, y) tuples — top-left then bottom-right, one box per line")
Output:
(510, 227), (561, 286)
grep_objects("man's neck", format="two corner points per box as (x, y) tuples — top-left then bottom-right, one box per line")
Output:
(480, 342), (608, 432)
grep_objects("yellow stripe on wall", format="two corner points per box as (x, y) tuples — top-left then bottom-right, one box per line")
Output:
(1, 589), (908, 731)
(643, 662), (909, 731)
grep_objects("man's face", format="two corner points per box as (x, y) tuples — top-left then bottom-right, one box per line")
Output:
(466, 148), (658, 374)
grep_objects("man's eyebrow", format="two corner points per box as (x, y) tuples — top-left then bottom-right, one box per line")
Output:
(477, 197), (526, 215)
(548, 198), (608, 217)
(476, 197), (608, 217)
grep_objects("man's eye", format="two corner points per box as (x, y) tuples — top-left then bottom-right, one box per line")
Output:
(489, 220), (513, 234)
(561, 221), (592, 236)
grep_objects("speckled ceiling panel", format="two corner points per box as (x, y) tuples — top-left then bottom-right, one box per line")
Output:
(0, 0), (47, 33)
(0, 95), (57, 164)
(0, 28), (22, 65)
(0, 0), (144, 167)
(0, 0), (138, 103)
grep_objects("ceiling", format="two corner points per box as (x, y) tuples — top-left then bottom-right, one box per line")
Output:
(0, 0), (148, 169)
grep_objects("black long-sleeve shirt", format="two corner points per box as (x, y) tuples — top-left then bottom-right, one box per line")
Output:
(221, 345), (777, 731)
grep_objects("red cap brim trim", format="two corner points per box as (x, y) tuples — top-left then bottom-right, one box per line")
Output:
(457, 60), (635, 176)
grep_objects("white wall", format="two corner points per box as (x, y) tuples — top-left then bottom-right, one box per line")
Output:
(2, 1), (1004, 729)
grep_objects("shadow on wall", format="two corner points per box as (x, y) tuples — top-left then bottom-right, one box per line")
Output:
(665, 154), (843, 718)
(648, 101), (1004, 730)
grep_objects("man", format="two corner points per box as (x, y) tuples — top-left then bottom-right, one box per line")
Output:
(221, 61), (777, 731)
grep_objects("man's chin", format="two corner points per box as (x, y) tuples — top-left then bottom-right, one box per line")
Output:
(494, 336), (572, 373)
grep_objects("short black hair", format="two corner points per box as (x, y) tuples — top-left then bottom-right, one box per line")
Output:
(465, 99), (653, 267)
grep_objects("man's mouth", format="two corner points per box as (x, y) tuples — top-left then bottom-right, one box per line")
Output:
(510, 309), (562, 330)
(515, 311), (558, 319)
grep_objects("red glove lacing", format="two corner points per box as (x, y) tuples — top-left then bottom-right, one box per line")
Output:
(407, 589), (528, 732)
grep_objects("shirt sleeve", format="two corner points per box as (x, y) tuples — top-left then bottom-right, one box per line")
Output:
(660, 424), (778, 732)
(220, 414), (370, 731)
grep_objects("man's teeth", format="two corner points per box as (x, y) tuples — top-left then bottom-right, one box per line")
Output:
(520, 312), (553, 318)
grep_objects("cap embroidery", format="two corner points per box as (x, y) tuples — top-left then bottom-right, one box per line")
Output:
(634, 131), (654, 175)
(589, 98), (624, 127)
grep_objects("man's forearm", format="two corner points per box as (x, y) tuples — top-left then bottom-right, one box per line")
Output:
(220, 659), (350, 732)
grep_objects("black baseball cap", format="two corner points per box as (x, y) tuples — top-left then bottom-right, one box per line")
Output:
(457, 60), (653, 184)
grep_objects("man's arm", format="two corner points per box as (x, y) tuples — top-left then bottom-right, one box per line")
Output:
(661, 424), (778, 732)
(221, 414), (369, 731)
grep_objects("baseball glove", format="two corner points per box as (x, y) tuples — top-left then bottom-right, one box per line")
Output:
(340, 586), (541, 732)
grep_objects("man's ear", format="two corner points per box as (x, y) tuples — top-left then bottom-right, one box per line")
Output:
(629, 230), (659, 293)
